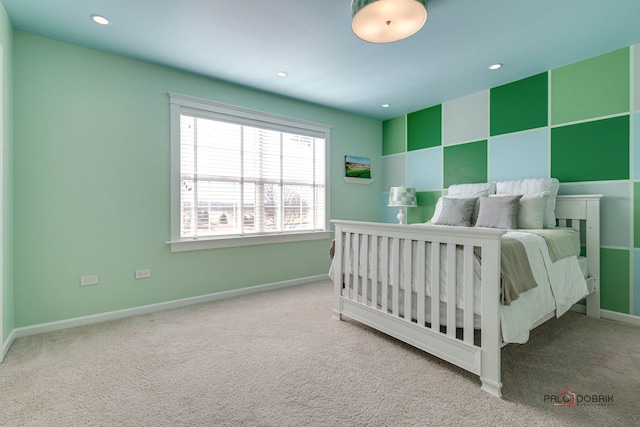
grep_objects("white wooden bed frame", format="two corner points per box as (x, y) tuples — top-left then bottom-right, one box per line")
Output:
(331, 194), (601, 398)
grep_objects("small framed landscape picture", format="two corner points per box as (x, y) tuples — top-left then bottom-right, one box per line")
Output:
(345, 155), (371, 179)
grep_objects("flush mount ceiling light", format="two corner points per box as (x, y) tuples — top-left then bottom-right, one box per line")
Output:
(90, 14), (110, 25)
(489, 63), (503, 70)
(351, 0), (428, 43)
(276, 71), (288, 78)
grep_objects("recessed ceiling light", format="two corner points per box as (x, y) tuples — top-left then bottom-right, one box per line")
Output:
(90, 14), (110, 25)
(276, 71), (288, 78)
(488, 63), (503, 70)
(382, 103), (390, 108)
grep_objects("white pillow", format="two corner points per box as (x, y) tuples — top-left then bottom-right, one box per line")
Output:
(428, 190), (489, 224)
(495, 178), (559, 228)
(447, 182), (496, 196)
(517, 192), (549, 229)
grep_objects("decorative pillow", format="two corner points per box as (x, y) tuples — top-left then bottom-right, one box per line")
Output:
(495, 178), (559, 228)
(517, 192), (549, 229)
(428, 189), (489, 224)
(475, 195), (523, 229)
(433, 197), (478, 226)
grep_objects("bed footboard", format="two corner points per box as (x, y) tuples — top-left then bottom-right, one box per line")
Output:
(331, 220), (506, 397)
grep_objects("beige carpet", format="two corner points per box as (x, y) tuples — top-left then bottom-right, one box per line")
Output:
(1, 279), (638, 426)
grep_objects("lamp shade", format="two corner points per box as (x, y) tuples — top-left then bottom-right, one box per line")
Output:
(388, 186), (417, 207)
(351, 0), (428, 43)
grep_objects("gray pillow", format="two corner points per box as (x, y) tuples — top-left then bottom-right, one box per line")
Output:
(433, 197), (478, 226)
(475, 195), (523, 229)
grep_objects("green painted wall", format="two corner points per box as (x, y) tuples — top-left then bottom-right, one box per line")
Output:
(0, 2), (13, 344)
(13, 32), (382, 327)
(443, 140), (488, 187)
(600, 248), (630, 314)
(408, 105), (441, 151)
(551, 115), (629, 182)
(382, 116), (405, 155)
(551, 48), (629, 125)
(490, 72), (548, 136)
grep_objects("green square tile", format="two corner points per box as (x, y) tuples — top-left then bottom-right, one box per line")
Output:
(551, 115), (629, 182)
(443, 140), (487, 187)
(490, 73), (548, 136)
(551, 48), (630, 125)
(383, 116), (406, 155)
(600, 248), (630, 314)
(408, 104), (442, 151)
(635, 182), (640, 248)
(408, 191), (441, 224)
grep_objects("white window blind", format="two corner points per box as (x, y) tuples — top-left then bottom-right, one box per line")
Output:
(171, 94), (328, 246)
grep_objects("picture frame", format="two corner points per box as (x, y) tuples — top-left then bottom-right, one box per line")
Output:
(344, 155), (371, 179)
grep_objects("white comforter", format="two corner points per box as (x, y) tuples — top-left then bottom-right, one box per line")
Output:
(500, 232), (587, 342)
(330, 230), (588, 344)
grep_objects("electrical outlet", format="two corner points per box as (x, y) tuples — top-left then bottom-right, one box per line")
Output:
(80, 275), (99, 286)
(135, 269), (151, 279)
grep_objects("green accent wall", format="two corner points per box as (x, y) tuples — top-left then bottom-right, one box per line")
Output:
(408, 191), (440, 224)
(551, 48), (630, 125)
(551, 115), (629, 182)
(12, 32), (382, 327)
(382, 116), (405, 155)
(382, 45), (640, 318)
(443, 140), (487, 187)
(600, 248), (630, 314)
(408, 105), (441, 151)
(490, 73), (548, 136)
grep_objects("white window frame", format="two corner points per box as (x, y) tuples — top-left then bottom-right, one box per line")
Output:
(168, 93), (331, 252)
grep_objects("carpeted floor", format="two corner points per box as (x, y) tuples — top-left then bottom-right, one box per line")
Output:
(1, 279), (638, 426)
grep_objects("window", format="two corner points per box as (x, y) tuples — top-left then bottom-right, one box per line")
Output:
(169, 93), (330, 251)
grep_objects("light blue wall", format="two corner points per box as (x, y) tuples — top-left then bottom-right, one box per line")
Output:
(12, 32), (382, 327)
(489, 129), (549, 181)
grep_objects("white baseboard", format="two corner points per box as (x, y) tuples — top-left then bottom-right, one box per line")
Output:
(570, 303), (640, 326)
(1, 328), (16, 362)
(600, 309), (640, 326)
(9, 274), (330, 343)
(7, 278), (634, 362)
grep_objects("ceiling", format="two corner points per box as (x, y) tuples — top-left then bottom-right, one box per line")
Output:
(4, 0), (640, 120)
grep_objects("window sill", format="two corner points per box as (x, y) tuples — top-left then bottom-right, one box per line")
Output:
(167, 231), (332, 252)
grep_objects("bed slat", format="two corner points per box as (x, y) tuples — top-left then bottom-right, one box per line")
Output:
(344, 231), (352, 299)
(446, 243), (456, 338)
(391, 238), (400, 316)
(381, 237), (389, 313)
(353, 233), (360, 302)
(463, 245), (474, 345)
(371, 236), (378, 308)
(416, 242), (426, 326)
(430, 242), (440, 332)
(403, 239), (413, 322)
(361, 234), (369, 305)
